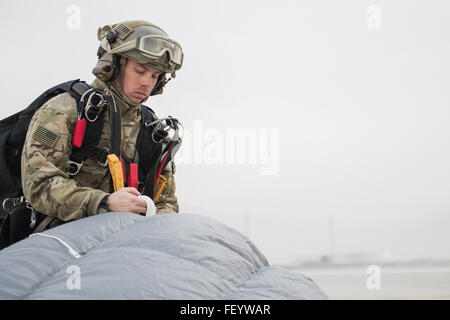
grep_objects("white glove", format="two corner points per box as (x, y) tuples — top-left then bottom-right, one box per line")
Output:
(138, 195), (156, 217)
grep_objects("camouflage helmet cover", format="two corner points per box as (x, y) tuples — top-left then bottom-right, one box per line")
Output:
(97, 20), (183, 74)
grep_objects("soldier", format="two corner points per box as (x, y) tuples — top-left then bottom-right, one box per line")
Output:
(21, 20), (183, 230)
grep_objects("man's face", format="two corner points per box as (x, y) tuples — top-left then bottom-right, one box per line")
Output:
(121, 58), (162, 103)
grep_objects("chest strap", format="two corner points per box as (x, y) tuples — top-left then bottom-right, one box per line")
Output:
(68, 146), (108, 175)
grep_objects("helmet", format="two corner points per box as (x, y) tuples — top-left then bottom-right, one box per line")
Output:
(93, 20), (183, 96)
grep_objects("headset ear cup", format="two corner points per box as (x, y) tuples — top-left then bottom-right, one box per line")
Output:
(150, 73), (168, 96)
(92, 52), (116, 82)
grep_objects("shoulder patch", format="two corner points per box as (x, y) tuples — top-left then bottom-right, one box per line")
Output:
(32, 125), (59, 147)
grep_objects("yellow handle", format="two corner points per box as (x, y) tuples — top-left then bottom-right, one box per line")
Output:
(154, 175), (168, 202)
(107, 154), (124, 192)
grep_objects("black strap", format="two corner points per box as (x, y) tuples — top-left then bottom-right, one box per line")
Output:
(138, 106), (161, 199)
(71, 146), (108, 165)
(67, 80), (92, 115)
(107, 94), (121, 157)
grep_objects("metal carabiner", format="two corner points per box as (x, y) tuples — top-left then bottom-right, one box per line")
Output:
(68, 160), (84, 176)
(85, 91), (106, 122)
(2, 196), (25, 213)
(146, 117), (183, 144)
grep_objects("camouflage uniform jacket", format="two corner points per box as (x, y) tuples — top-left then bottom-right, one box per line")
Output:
(21, 79), (179, 222)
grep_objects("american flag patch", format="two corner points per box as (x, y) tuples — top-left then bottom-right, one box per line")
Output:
(115, 24), (132, 40)
(33, 125), (59, 147)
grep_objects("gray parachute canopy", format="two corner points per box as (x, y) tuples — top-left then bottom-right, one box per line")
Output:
(0, 212), (327, 299)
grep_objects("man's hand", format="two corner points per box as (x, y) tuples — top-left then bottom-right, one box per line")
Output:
(106, 187), (147, 214)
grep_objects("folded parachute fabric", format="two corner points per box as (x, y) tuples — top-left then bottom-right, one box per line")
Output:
(0, 212), (328, 299)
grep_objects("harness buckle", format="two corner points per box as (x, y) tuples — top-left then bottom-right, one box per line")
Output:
(85, 105), (100, 122)
(99, 157), (108, 167)
(2, 196), (27, 213)
(68, 160), (83, 176)
(84, 92), (107, 123)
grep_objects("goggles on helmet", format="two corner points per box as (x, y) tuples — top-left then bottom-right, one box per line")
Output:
(108, 35), (183, 71)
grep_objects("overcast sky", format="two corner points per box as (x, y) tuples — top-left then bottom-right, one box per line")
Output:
(1, 0), (449, 265)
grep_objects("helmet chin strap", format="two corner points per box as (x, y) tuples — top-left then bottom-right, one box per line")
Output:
(118, 56), (127, 92)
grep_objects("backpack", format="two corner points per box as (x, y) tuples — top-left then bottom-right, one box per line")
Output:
(0, 79), (181, 249)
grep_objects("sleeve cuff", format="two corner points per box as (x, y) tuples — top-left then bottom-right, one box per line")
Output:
(87, 190), (110, 216)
